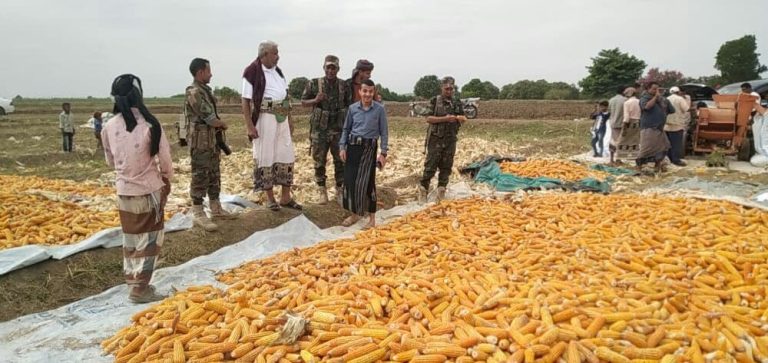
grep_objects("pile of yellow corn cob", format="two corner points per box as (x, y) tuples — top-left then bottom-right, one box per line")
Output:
(499, 160), (610, 182)
(103, 194), (768, 363)
(0, 174), (119, 249)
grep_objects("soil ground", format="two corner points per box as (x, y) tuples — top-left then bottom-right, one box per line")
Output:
(0, 110), (592, 322)
(0, 107), (764, 322)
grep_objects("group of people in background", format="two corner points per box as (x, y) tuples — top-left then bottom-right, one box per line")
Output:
(592, 82), (695, 172)
(592, 81), (764, 173)
(56, 103), (105, 152)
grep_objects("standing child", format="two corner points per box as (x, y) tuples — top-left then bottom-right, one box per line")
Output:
(590, 101), (610, 157)
(93, 112), (103, 149)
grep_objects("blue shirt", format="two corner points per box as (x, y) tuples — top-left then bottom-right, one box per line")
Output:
(340, 101), (389, 153)
(93, 118), (103, 133)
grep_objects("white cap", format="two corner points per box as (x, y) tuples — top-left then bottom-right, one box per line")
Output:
(669, 86), (680, 94)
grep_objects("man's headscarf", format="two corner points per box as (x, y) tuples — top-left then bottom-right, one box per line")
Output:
(110, 74), (162, 156)
(351, 59), (374, 81)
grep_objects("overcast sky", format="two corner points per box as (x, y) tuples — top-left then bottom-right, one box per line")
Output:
(1, 0), (767, 98)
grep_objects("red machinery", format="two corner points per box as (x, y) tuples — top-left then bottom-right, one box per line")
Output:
(694, 94), (758, 160)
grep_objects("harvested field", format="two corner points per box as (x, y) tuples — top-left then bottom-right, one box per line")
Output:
(12, 99), (599, 120)
(0, 107), (595, 322)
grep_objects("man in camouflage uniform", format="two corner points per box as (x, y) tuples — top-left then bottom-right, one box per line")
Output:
(184, 58), (231, 231)
(301, 55), (348, 204)
(419, 76), (466, 203)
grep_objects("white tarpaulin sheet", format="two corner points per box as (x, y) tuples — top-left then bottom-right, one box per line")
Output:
(0, 194), (258, 276)
(2, 180), (762, 362)
(0, 181), (454, 362)
(0, 213), (192, 276)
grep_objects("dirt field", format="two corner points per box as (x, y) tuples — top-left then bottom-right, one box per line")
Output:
(1, 99), (766, 322)
(0, 100), (599, 322)
(12, 98), (599, 120)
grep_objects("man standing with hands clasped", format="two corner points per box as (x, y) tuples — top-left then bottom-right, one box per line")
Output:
(339, 80), (388, 229)
(302, 55), (348, 205)
(419, 76), (466, 203)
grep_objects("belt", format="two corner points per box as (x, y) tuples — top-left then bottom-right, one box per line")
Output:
(348, 135), (377, 146)
(260, 99), (291, 117)
(260, 99), (285, 109)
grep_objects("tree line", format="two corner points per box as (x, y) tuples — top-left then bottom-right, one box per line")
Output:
(160, 34), (764, 103)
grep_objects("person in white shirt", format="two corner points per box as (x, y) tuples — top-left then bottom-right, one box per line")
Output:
(740, 83), (762, 111)
(607, 85), (627, 164)
(59, 102), (75, 152)
(616, 87), (641, 160)
(241, 41), (301, 212)
(665, 86), (690, 166)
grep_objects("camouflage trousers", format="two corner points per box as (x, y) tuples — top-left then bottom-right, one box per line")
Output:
(420, 135), (457, 189)
(190, 147), (221, 205)
(312, 131), (343, 188)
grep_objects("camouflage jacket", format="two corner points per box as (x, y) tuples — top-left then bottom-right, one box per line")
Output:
(427, 95), (464, 138)
(185, 81), (218, 127)
(303, 77), (348, 133)
(302, 77), (348, 113)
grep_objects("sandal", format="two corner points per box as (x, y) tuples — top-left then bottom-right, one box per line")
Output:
(341, 215), (360, 227)
(280, 199), (303, 210)
(362, 221), (376, 230)
(267, 201), (281, 211)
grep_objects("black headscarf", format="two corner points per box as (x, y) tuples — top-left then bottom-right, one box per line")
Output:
(110, 74), (162, 156)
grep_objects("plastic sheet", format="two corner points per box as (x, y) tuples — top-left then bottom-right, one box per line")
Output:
(0, 193), (255, 276)
(0, 191), (439, 362)
(751, 114), (768, 166)
(0, 213), (191, 276)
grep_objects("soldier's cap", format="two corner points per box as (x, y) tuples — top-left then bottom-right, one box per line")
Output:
(324, 55), (339, 69)
(355, 59), (374, 71)
(441, 76), (455, 85)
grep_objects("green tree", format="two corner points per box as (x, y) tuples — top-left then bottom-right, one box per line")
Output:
(481, 81), (500, 99)
(715, 35), (767, 84)
(579, 48), (646, 98)
(213, 86), (241, 103)
(685, 74), (724, 88)
(288, 77), (309, 100)
(461, 79), (499, 99)
(376, 84), (412, 102)
(639, 68), (686, 88)
(499, 84), (515, 99)
(545, 82), (580, 100)
(507, 80), (550, 99)
(413, 75), (441, 99)
(13, 95), (23, 103)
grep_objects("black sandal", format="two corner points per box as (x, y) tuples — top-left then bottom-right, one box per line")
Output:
(280, 199), (303, 210)
(267, 201), (281, 211)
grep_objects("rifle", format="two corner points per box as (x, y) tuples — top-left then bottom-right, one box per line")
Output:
(216, 129), (232, 156)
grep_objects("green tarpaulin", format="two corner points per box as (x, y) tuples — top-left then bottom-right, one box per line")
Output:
(471, 158), (612, 193)
(590, 164), (638, 176)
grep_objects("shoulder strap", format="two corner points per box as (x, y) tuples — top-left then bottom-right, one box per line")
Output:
(434, 95), (444, 116)
(317, 78), (324, 94)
